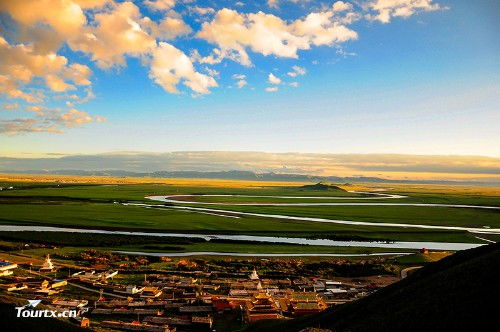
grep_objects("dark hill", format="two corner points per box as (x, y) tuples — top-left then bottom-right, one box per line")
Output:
(245, 243), (500, 332)
(299, 182), (345, 191)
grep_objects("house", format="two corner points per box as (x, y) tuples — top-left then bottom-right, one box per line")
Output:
(0, 261), (18, 276)
(51, 280), (68, 288)
(52, 299), (88, 308)
(101, 320), (175, 332)
(141, 287), (162, 298)
(126, 285), (145, 294)
(192, 316), (213, 329)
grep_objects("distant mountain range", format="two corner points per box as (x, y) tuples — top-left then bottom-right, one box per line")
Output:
(1, 152), (499, 185)
(1, 169), (493, 185)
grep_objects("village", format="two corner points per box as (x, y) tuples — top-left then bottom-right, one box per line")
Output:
(0, 251), (401, 331)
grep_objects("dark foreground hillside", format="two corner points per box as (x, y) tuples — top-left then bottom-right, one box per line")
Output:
(246, 243), (500, 332)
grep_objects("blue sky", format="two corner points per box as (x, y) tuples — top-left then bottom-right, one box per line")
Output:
(0, 0), (499, 157)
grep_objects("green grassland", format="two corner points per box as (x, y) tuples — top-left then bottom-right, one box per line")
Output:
(201, 204), (500, 228)
(0, 181), (498, 248)
(0, 200), (484, 243)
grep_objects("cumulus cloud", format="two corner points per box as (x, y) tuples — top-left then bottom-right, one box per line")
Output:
(266, 86), (278, 92)
(268, 73), (282, 84)
(149, 42), (218, 95)
(0, 0), (87, 37)
(287, 65), (306, 77)
(69, 2), (156, 69)
(197, 7), (358, 66)
(142, 15), (192, 41)
(332, 1), (352, 12)
(62, 63), (92, 86)
(0, 75), (40, 103)
(45, 74), (76, 92)
(236, 79), (247, 88)
(0, 36), (87, 99)
(58, 108), (100, 127)
(189, 6), (215, 16)
(197, 9), (311, 66)
(232, 74), (247, 88)
(290, 81), (299, 87)
(293, 10), (359, 46)
(144, 0), (176, 12)
(368, 0), (442, 23)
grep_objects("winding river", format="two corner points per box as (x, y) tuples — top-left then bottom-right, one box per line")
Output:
(1, 190), (496, 257)
(134, 192), (500, 235)
(0, 225), (485, 251)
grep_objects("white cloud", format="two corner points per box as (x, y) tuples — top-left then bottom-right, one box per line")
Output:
(0, 0), (87, 38)
(332, 1), (353, 12)
(289, 81), (299, 87)
(197, 7), (358, 66)
(144, 0), (176, 12)
(236, 79), (247, 88)
(293, 10), (358, 46)
(59, 108), (99, 127)
(142, 16), (192, 41)
(45, 74), (76, 92)
(0, 36), (88, 97)
(268, 73), (282, 84)
(26, 105), (47, 115)
(287, 65), (306, 77)
(267, 0), (302, 9)
(149, 42), (218, 95)
(62, 63), (92, 86)
(68, 1), (156, 69)
(197, 9), (311, 66)
(189, 6), (215, 16)
(265, 86), (278, 92)
(368, 0), (442, 23)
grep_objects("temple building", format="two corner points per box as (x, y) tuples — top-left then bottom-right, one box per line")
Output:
(40, 254), (54, 272)
(286, 291), (328, 316)
(244, 292), (283, 323)
(249, 268), (260, 280)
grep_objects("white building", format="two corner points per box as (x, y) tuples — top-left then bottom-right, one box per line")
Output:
(40, 254), (54, 272)
(249, 268), (259, 280)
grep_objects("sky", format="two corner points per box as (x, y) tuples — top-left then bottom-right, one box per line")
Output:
(0, 0), (499, 159)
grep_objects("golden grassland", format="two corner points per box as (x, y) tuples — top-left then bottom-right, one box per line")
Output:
(0, 173), (310, 188)
(1, 172), (499, 195)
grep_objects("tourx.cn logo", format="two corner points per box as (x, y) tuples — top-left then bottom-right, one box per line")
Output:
(15, 300), (78, 318)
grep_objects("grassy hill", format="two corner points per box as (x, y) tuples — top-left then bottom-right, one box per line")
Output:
(246, 242), (500, 332)
(299, 182), (346, 191)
